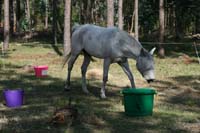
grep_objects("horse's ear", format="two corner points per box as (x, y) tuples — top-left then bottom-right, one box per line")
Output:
(149, 47), (156, 55)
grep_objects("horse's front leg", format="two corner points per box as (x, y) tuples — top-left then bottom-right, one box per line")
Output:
(101, 59), (111, 98)
(118, 60), (136, 88)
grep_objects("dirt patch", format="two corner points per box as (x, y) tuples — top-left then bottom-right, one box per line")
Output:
(182, 122), (200, 133)
(81, 113), (105, 128)
(20, 65), (34, 73)
(86, 68), (113, 80)
(50, 57), (63, 64)
(178, 54), (199, 64)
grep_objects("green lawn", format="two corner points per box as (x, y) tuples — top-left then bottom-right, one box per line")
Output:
(0, 42), (200, 133)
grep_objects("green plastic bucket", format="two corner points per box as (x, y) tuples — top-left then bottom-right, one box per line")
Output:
(122, 88), (156, 116)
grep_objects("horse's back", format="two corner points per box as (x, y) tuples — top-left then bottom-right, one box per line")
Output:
(71, 24), (141, 59)
(71, 24), (120, 58)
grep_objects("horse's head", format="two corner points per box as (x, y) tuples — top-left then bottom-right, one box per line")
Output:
(136, 48), (156, 83)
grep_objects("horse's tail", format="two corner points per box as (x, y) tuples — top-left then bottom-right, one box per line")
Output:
(62, 52), (71, 69)
(62, 24), (81, 69)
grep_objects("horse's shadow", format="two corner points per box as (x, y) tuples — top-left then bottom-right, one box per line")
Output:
(67, 78), (123, 99)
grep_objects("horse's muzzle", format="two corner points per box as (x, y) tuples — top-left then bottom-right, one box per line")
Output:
(147, 79), (154, 83)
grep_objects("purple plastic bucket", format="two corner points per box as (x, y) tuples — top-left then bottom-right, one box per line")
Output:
(3, 89), (24, 108)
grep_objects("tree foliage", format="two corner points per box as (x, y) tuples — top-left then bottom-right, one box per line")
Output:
(0, 0), (199, 42)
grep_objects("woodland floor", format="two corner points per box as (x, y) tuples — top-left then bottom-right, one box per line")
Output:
(0, 42), (200, 133)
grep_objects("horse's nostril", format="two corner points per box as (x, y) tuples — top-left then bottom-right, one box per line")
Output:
(147, 79), (154, 83)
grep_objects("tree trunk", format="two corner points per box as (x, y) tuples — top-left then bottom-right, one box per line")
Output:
(63, 0), (71, 56)
(91, 0), (97, 24)
(52, 0), (57, 44)
(175, 3), (183, 40)
(130, 10), (135, 33)
(13, 0), (16, 32)
(86, 0), (92, 23)
(92, 0), (99, 24)
(25, 0), (30, 31)
(44, 0), (48, 30)
(118, 0), (123, 30)
(0, 0), (2, 27)
(134, 0), (139, 40)
(80, 2), (84, 24)
(80, 0), (93, 24)
(3, 0), (9, 50)
(16, 0), (20, 32)
(158, 0), (165, 58)
(196, 14), (200, 34)
(169, 4), (175, 35)
(9, 0), (13, 35)
(107, 0), (114, 27)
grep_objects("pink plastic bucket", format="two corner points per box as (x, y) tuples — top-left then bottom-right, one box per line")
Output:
(34, 65), (48, 77)
(3, 89), (24, 108)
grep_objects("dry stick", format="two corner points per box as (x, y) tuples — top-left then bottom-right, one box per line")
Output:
(1, 42), (5, 69)
(194, 41), (200, 64)
(130, 11), (135, 33)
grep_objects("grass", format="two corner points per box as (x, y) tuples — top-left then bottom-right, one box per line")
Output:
(0, 42), (200, 133)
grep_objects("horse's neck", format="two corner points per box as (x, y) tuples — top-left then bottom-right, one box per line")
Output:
(129, 45), (143, 60)
(133, 49), (142, 59)
(127, 35), (143, 59)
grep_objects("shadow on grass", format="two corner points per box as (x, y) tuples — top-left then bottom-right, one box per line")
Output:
(97, 111), (189, 133)
(152, 75), (200, 109)
(0, 64), (119, 132)
(168, 76), (200, 109)
(0, 48), (16, 59)
(0, 64), (198, 132)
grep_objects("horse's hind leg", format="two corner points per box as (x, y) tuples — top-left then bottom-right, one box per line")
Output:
(64, 54), (79, 91)
(81, 53), (91, 94)
(101, 59), (111, 98)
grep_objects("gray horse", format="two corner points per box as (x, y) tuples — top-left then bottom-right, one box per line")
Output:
(63, 24), (156, 98)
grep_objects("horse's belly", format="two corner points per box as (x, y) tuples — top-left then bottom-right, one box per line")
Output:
(84, 43), (105, 58)
(82, 28), (113, 58)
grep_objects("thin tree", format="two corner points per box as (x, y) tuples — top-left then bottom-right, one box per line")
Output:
(80, 0), (92, 24)
(52, 0), (57, 44)
(118, 0), (123, 30)
(86, 0), (92, 23)
(134, 0), (138, 40)
(159, 0), (165, 57)
(16, 0), (20, 32)
(80, 1), (84, 24)
(107, 0), (114, 27)
(13, 0), (16, 32)
(44, 0), (48, 30)
(9, 0), (14, 34)
(130, 9), (135, 34)
(0, 0), (2, 27)
(3, 0), (9, 50)
(196, 14), (200, 34)
(63, 0), (71, 56)
(25, 0), (31, 31)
